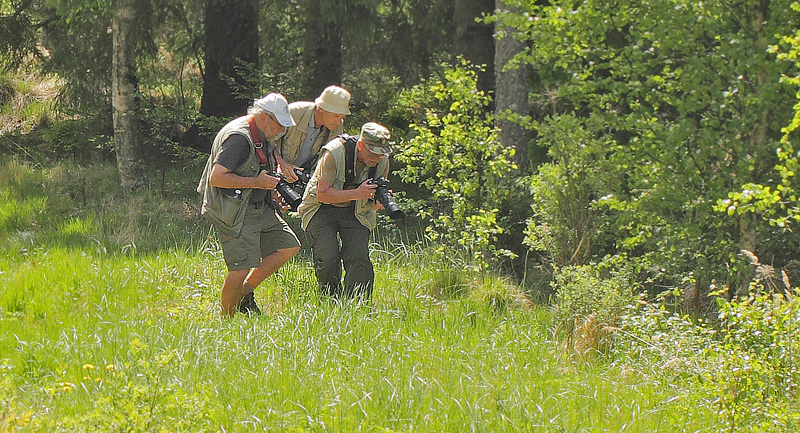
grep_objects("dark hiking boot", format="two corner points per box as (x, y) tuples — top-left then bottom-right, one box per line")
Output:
(237, 291), (262, 315)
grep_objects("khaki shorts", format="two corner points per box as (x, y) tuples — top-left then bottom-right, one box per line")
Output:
(216, 203), (300, 271)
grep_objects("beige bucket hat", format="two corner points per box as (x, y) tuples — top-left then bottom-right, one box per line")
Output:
(315, 85), (351, 115)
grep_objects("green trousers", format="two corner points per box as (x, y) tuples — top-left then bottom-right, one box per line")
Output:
(305, 204), (374, 300)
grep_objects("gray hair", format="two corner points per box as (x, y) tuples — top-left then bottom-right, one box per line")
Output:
(247, 105), (268, 116)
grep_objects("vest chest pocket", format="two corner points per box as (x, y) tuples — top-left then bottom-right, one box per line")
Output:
(209, 193), (247, 230)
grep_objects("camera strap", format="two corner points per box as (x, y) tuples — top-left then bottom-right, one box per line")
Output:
(246, 115), (270, 167)
(343, 135), (377, 188)
(343, 135), (358, 188)
(247, 115), (279, 208)
(299, 153), (319, 172)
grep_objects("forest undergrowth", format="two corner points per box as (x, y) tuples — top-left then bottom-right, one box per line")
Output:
(3, 0), (800, 428)
(0, 156), (797, 432)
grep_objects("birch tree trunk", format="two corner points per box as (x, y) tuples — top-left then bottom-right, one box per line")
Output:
(112, 0), (148, 191)
(494, 0), (530, 169)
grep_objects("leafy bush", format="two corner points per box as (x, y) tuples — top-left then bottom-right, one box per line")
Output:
(524, 114), (617, 267)
(613, 259), (800, 431)
(710, 287), (800, 431)
(40, 117), (115, 162)
(614, 290), (719, 376)
(551, 256), (640, 359)
(393, 59), (518, 269)
(718, 4), (800, 231)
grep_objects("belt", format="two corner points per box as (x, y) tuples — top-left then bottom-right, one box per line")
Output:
(320, 203), (355, 210)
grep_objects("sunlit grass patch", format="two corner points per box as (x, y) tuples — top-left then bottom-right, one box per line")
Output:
(0, 159), (731, 431)
(59, 216), (96, 237)
(0, 193), (47, 234)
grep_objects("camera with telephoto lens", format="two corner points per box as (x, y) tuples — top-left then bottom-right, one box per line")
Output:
(289, 168), (311, 198)
(270, 172), (303, 212)
(368, 177), (405, 220)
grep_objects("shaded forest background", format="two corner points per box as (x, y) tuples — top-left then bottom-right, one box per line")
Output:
(2, 0), (800, 311)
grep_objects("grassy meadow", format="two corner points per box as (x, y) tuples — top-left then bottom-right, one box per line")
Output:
(0, 157), (725, 431)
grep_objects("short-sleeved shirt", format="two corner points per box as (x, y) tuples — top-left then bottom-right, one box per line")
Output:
(295, 112), (323, 167)
(215, 134), (268, 204)
(316, 149), (367, 208)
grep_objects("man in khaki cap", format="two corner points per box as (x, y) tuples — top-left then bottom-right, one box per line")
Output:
(274, 85), (351, 183)
(297, 122), (393, 301)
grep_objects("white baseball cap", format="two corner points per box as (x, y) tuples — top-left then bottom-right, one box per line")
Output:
(253, 93), (296, 127)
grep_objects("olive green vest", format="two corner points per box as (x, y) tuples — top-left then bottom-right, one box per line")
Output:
(298, 136), (390, 231)
(197, 116), (266, 236)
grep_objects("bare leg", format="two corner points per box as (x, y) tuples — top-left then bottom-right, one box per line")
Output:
(220, 269), (249, 317)
(244, 246), (300, 289)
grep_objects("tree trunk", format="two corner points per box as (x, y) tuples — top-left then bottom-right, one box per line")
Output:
(454, 0), (495, 100)
(494, 0), (530, 169)
(735, 0), (770, 296)
(200, 0), (259, 118)
(303, 0), (343, 98)
(112, 0), (148, 191)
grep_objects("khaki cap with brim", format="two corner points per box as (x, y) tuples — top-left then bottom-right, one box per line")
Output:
(360, 122), (392, 155)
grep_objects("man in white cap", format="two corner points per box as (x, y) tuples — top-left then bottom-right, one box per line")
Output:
(297, 122), (393, 301)
(274, 85), (352, 183)
(197, 93), (302, 316)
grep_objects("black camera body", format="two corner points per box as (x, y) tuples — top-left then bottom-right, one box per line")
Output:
(270, 172), (303, 212)
(290, 168), (311, 198)
(368, 177), (405, 220)
(270, 168), (314, 212)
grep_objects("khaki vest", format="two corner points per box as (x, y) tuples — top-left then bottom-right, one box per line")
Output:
(298, 136), (390, 231)
(279, 102), (343, 165)
(197, 116), (266, 236)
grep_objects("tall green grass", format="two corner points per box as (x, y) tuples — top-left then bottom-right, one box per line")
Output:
(0, 158), (723, 431)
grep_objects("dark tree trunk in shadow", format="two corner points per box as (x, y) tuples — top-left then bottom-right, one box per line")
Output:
(454, 0), (495, 101)
(302, 0), (343, 99)
(200, 0), (259, 118)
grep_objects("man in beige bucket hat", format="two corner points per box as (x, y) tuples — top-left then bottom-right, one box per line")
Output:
(274, 85), (352, 183)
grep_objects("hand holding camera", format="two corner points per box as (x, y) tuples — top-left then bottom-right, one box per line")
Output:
(367, 177), (405, 220)
(269, 171), (303, 212)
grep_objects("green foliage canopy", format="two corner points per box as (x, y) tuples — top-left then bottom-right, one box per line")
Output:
(500, 0), (799, 286)
(720, 3), (800, 231)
